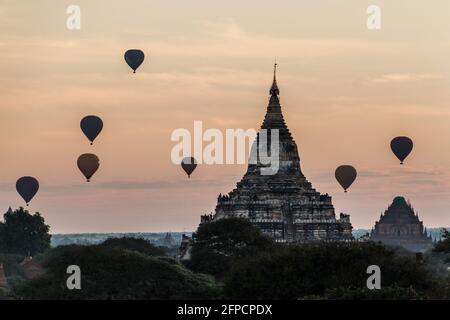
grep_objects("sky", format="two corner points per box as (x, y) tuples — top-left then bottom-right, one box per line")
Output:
(1, 0), (450, 233)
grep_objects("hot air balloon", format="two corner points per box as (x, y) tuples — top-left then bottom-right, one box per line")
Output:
(77, 153), (100, 182)
(16, 176), (39, 205)
(335, 165), (357, 192)
(80, 115), (103, 145)
(181, 157), (197, 178)
(390, 136), (413, 165)
(124, 49), (145, 73)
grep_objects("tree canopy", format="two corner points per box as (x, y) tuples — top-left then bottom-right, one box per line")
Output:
(0, 207), (51, 256)
(13, 245), (222, 300)
(99, 237), (166, 256)
(185, 217), (274, 278)
(433, 228), (450, 254)
(223, 242), (442, 299)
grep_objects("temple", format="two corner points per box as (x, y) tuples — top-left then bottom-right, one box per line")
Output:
(202, 65), (353, 242)
(370, 196), (433, 252)
(163, 232), (176, 247)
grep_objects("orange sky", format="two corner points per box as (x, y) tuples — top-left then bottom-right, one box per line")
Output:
(1, 0), (450, 233)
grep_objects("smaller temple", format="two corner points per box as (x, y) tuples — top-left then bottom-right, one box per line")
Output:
(370, 196), (433, 252)
(20, 256), (44, 280)
(0, 264), (7, 289)
(163, 232), (176, 247)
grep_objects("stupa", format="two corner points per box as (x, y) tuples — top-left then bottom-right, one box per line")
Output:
(202, 65), (353, 242)
(370, 196), (433, 252)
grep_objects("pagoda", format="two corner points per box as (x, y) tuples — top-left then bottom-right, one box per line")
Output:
(370, 196), (433, 252)
(203, 65), (353, 242)
(163, 232), (176, 247)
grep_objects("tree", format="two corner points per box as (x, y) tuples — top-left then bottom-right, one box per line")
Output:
(223, 242), (437, 299)
(0, 207), (51, 256)
(13, 245), (222, 300)
(310, 286), (422, 300)
(100, 237), (166, 256)
(185, 218), (274, 278)
(433, 228), (450, 254)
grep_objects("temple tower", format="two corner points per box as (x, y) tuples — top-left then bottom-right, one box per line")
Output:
(370, 196), (433, 252)
(210, 66), (353, 242)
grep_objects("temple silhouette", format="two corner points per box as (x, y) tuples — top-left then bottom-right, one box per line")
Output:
(163, 232), (176, 247)
(370, 196), (433, 252)
(201, 65), (353, 242)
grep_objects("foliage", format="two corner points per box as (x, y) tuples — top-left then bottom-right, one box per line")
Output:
(0, 288), (11, 300)
(0, 254), (26, 277)
(5, 215), (450, 300)
(0, 207), (51, 256)
(223, 242), (436, 299)
(433, 229), (450, 254)
(432, 228), (450, 265)
(13, 245), (222, 300)
(309, 286), (422, 300)
(185, 218), (274, 278)
(99, 237), (166, 256)
(159, 246), (180, 258)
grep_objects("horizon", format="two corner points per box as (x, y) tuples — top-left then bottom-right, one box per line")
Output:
(47, 226), (448, 236)
(2, 1), (450, 233)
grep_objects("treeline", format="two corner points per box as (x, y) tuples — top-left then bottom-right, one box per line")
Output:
(0, 207), (50, 256)
(1, 209), (450, 299)
(184, 218), (450, 299)
(11, 238), (220, 300)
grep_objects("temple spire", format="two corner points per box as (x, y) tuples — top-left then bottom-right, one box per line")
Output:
(270, 63), (279, 96)
(262, 63), (287, 130)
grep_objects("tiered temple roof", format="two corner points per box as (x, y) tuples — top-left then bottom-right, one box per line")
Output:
(370, 196), (433, 252)
(210, 65), (353, 242)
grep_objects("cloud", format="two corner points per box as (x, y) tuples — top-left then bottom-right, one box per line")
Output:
(0, 179), (233, 194)
(94, 179), (227, 190)
(310, 165), (450, 198)
(372, 73), (443, 83)
(0, 182), (14, 192)
(0, 18), (403, 71)
(197, 19), (246, 39)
